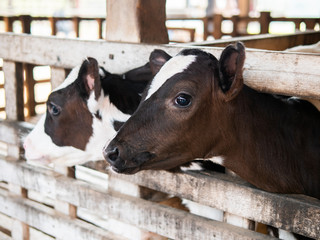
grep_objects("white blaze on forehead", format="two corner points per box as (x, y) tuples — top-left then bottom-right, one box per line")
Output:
(145, 54), (197, 100)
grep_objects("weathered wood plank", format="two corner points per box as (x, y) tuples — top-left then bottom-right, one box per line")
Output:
(83, 161), (320, 239)
(188, 31), (320, 51)
(0, 157), (275, 240)
(0, 120), (33, 145)
(77, 207), (142, 240)
(0, 188), (123, 240)
(0, 231), (11, 240)
(11, 219), (29, 240)
(0, 212), (13, 235)
(50, 67), (66, 90)
(29, 227), (55, 240)
(0, 33), (320, 99)
(2, 60), (24, 121)
(106, 0), (168, 44)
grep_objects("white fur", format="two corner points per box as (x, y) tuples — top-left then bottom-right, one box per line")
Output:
(278, 229), (297, 240)
(84, 91), (131, 159)
(180, 162), (204, 171)
(145, 54), (196, 100)
(207, 156), (225, 165)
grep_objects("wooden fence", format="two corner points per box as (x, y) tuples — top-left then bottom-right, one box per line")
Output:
(204, 11), (320, 40)
(0, 33), (320, 239)
(0, 13), (319, 117)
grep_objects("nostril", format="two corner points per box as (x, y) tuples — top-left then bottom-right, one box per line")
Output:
(107, 147), (119, 162)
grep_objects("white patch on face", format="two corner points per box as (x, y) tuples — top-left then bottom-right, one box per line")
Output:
(145, 54), (197, 100)
(85, 91), (131, 157)
(23, 114), (89, 166)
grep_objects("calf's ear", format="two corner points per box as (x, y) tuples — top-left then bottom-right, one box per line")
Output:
(218, 42), (245, 102)
(78, 57), (101, 99)
(149, 49), (172, 75)
(124, 62), (153, 83)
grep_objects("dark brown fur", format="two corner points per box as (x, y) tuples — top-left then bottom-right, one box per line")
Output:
(105, 43), (320, 200)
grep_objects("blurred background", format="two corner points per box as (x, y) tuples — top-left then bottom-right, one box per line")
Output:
(1, 0), (319, 40)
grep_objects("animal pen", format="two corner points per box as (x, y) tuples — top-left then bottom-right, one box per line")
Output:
(0, 30), (319, 240)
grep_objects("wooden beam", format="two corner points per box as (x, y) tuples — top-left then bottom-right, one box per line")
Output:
(188, 31), (320, 51)
(0, 33), (319, 100)
(0, 189), (122, 240)
(106, 0), (168, 43)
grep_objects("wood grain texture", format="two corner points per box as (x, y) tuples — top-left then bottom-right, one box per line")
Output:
(106, 0), (168, 43)
(0, 33), (319, 99)
(0, 189), (122, 240)
(0, 157), (275, 240)
(2, 60), (24, 121)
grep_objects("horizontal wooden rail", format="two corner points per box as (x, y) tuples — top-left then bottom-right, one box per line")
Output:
(0, 156), (274, 240)
(205, 12), (320, 39)
(0, 33), (320, 99)
(186, 31), (320, 51)
(0, 188), (123, 240)
(85, 163), (320, 239)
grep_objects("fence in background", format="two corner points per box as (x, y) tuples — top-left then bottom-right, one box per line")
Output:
(0, 13), (319, 118)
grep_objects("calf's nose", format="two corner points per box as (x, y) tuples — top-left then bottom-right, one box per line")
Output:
(104, 146), (119, 163)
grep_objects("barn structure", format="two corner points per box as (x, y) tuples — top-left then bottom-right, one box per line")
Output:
(0, 0), (320, 239)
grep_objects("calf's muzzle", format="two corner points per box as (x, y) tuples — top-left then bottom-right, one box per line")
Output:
(103, 142), (155, 174)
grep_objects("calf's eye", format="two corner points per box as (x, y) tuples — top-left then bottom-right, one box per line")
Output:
(175, 93), (192, 107)
(48, 103), (61, 116)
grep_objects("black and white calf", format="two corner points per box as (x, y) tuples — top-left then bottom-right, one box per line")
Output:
(24, 57), (151, 166)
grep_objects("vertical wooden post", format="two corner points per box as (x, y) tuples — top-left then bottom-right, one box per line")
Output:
(238, 0), (250, 34)
(213, 14), (223, 39)
(3, 61), (24, 121)
(20, 15), (36, 117)
(231, 15), (240, 37)
(202, 17), (209, 40)
(73, 17), (80, 38)
(24, 64), (36, 117)
(49, 17), (57, 35)
(97, 18), (103, 39)
(259, 11), (271, 34)
(19, 15), (32, 34)
(106, 0), (168, 43)
(4, 16), (13, 32)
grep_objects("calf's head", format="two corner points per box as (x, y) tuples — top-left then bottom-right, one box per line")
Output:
(24, 58), (151, 166)
(104, 43), (245, 173)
